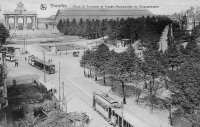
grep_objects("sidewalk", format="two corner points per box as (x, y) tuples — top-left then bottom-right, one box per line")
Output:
(159, 25), (169, 52)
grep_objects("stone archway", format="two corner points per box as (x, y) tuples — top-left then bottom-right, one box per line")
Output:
(18, 18), (24, 30)
(3, 2), (38, 30)
(8, 17), (15, 29)
(26, 17), (33, 30)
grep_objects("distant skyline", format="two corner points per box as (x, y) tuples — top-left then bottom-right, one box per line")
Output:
(0, 0), (200, 20)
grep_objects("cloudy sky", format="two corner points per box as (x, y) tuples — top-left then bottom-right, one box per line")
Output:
(0, 0), (200, 19)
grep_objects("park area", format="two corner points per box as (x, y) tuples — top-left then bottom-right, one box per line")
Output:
(40, 43), (86, 52)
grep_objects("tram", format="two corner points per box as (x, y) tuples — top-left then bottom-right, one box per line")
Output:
(93, 92), (148, 127)
(28, 55), (55, 74)
(6, 53), (16, 62)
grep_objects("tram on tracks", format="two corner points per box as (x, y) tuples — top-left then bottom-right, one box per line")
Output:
(93, 92), (149, 127)
(28, 55), (55, 74)
(6, 53), (16, 62)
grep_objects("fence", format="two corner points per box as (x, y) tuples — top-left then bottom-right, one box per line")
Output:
(6, 78), (40, 86)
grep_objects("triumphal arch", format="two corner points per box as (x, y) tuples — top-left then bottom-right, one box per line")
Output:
(3, 2), (37, 30)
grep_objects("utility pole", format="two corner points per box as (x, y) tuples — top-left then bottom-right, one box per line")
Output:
(55, 36), (57, 54)
(62, 82), (64, 99)
(2, 51), (7, 99)
(25, 38), (27, 53)
(26, 29), (28, 53)
(43, 50), (46, 83)
(62, 81), (64, 109)
(60, 43), (61, 56)
(21, 44), (23, 54)
(83, 50), (86, 76)
(59, 62), (61, 101)
(24, 38), (25, 53)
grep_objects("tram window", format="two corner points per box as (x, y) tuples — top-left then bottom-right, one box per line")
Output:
(119, 116), (122, 127)
(123, 120), (127, 127)
(112, 111), (115, 116)
(115, 114), (118, 124)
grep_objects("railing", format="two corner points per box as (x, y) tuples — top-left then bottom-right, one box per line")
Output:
(6, 78), (39, 86)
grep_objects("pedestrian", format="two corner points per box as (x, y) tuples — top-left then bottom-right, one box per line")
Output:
(53, 88), (57, 93)
(16, 61), (18, 67)
(25, 57), (27, 61)
(14, 61), (16, 67)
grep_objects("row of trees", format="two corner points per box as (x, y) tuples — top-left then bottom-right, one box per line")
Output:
(80, 22), (200, 126)
(57, 16), (171, 50)
(169, 21), (200, 126)
(0, 23), (10, 46)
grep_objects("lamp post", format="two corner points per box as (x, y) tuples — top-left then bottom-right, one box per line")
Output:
(43, 50), (46, 83)
(83, 50), (86, 76)
(59, 62), (61, 101)
(121, 102), (124, 126)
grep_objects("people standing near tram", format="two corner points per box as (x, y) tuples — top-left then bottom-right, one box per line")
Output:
(16, 61), (19, 66)
(14, 61), (16, 67)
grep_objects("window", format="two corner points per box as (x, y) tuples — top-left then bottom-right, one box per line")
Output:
(119, 116), (122, 127)
(123, 120), (127, 127)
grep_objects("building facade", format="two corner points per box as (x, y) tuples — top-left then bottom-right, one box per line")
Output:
(37, 15), (56, 30)
(54, 8), (153, 22)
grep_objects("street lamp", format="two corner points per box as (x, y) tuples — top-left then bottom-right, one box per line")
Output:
(121, 102), (124, 126)
(43, 50), (46, 83)
(83, 50), (86, 76)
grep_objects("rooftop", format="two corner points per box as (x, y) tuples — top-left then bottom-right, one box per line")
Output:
(55, 8), (153, 20)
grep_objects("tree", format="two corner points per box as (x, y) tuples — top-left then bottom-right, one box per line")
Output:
(191, 25), (200, 40)
(126, 45), (143, 103)
(106, 52), (128, 104)
(106, 49), (140, 104)
(99, 19), (107, 38)
(63, 19), (70, 35)
(141, 50), (166, 110)
(68, 18), (77, 35)
(84, 19), (92, 38)
(92, 44), (110, 84)
(76, 18), (84, 36)
(105, 50), (118, 90)
(80, 49), (94, 77)
(184, 39), (200, 63)
(0, 23), (9, 46)
(169, 60), (200, 126)
(57, 20), (64, 33)
(164, 46), (184, 72)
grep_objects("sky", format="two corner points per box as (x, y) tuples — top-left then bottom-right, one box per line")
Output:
(0, 0), (200, 19)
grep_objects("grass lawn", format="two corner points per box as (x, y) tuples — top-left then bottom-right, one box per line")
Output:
(40, 43), (86, 52)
